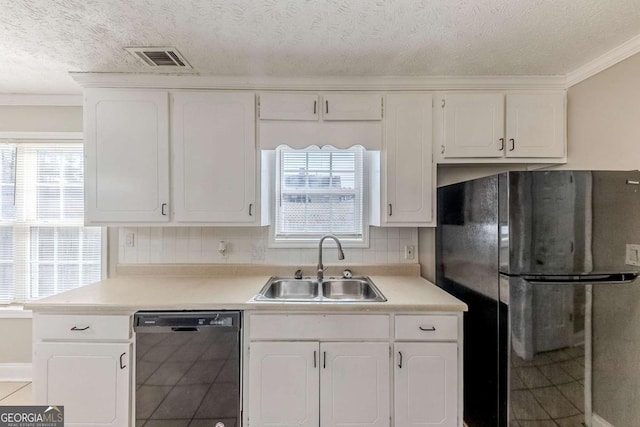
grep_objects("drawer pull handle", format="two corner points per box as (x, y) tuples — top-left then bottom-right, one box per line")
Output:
(323, 351), (326, 369)
(70, 326), (90, 331)
(313, 350), (317, 368)
(419, 326), (436, 332)
(398, 351), (403, 369)
(119, 352), (126, 369)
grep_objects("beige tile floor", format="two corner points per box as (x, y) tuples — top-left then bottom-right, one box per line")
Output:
(0, 382), (32, 406)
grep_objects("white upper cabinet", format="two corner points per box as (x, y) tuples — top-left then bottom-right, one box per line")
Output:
(441, 93), (505, 158)
(382, 93), (434, 226)
(322, 93), (383, 121)
(84, 89), (257, 225)
(259, 92), (382, 122)
(84, 89), (170, 224)
(505, 93), (566, 158)
(259, 92), (320, 121)
(172, 91), (257, 223)
(436, 91), (566, 163)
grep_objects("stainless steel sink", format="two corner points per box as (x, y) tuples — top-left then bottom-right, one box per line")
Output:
(254, 279), (320, 301)
(254, 276), (386, 302)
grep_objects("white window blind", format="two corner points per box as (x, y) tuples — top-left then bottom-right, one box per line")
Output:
(275, 146), (364, 242)
(0, 142), (102, 303)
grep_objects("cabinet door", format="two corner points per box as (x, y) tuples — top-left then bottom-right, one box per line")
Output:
(249, 341), (320, 427)
(384, 93), (434, 225)
(322, 93), (382, 121)
(259, 92), (320, 121)
(394, 342), (458, 427)
(172, 91), (257, 223)
(84, 89), (169, 223)
(320, 342), (390, 427)
(506, 93), (565, 158)
(442, 93), (504, 158)
(33, 342), (131, 427)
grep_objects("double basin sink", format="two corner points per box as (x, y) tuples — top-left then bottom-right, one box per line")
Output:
(254, 276), (387, 302)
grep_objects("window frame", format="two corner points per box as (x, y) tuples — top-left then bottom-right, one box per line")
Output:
(267, 145), (370, 249)
(0, 132), (106, 305)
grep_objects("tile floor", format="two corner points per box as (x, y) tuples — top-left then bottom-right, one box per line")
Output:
(0, 382), (32, 405)
(510, 345), (586, 427)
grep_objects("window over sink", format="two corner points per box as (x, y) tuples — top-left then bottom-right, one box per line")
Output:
(271, 145), (368, 247)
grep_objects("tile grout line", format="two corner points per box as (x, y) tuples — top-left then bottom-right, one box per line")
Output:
(0, 382), (32, 404)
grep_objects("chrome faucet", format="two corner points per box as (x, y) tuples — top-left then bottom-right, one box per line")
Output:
(317, 234), (345, 283)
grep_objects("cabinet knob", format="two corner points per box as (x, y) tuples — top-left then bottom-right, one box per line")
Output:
(419, 325), (436, 332)
(509, 139), (515, 151)
(70, 325), (90, 331)
(119, 352), (127, 369)
(388, 204), (393, 216)
(398, 351), (403, 369)
(499, 138), (505, 151)
(161, 203), (168, 216)
(249, 203), (253, 216)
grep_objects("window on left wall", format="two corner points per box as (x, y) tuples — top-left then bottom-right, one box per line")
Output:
(0, 142), (102, 304)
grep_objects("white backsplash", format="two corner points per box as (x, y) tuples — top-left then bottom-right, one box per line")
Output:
(118, 226), (419, 266)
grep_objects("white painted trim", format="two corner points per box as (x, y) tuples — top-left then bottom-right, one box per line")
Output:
(0, 308), (32, 319)
(566, 33), (640, 87)
(0, 363), (32, 382)
(0, 132), (83, 140)
(592, 413), (615, 427)
(0, 94), (82, 106)
(69, 72), (567, 91)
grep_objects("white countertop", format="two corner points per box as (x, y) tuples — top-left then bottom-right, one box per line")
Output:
(25, 264), (467, 314)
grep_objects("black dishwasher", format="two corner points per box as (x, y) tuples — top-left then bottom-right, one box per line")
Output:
(134, 311), (241, 427)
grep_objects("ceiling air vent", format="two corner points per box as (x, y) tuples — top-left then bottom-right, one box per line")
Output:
(125, 47), (192, 69)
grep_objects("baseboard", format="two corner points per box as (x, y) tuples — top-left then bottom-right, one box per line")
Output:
(592, 413), (615, 427)
(0, 363), (32, 382)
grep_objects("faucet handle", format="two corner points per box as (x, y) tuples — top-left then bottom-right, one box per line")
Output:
(294, 269), (303, 279)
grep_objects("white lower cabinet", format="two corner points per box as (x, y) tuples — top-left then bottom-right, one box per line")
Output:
(33, 342), (131, 427)
(394, 342), (458, 427)
(249, 341), (390, 427)
(249, 342), (319, 427)
(32, 314), (132, 427)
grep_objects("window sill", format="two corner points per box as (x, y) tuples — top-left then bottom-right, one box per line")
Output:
(0, 306), (33, 319)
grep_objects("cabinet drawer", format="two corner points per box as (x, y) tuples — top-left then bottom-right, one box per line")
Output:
(250, 314), (389, 340)
(35, 314), (131, 341)
(395, 315), (458, 341)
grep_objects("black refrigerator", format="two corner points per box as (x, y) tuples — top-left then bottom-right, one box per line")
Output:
(436, 170), (640, 426)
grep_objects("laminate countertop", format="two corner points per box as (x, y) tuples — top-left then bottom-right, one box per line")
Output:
(25, 264), (467, 314)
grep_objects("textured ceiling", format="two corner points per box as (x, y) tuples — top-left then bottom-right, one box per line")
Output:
(1, 0), (640, 94)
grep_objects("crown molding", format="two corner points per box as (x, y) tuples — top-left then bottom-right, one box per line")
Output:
(566, 33), (640, 88)
(69, 72), (566, 91)
(0, 94), (82, 106)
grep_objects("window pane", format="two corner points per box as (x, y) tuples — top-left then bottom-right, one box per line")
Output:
(62, 187), (83, 220)
(276, 147), (364, 240)
(0, 226), (13, 302)
(0, 148), (16, 221)
(58, 264), (80, 293)
(37, 187), (61, 220)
